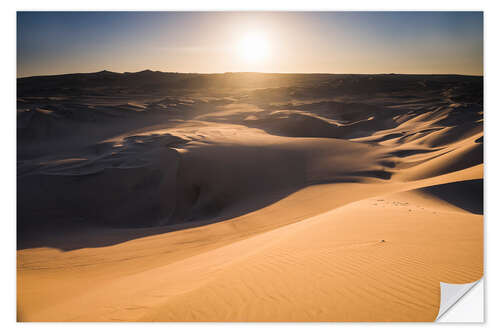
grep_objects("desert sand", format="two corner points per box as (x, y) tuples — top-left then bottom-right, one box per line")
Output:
(17, 72), (483, 321)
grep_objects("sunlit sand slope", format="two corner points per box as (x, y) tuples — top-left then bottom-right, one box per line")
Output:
(17, 166), (483, 321)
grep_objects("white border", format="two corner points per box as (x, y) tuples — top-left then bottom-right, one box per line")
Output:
(2, 1), (499, 332)
(9, 1), (489, 11)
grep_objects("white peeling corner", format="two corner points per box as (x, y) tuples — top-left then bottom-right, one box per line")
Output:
(436, 278), (483, 322)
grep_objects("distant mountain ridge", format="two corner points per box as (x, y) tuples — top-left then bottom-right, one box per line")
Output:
(17, 70), (483, 99)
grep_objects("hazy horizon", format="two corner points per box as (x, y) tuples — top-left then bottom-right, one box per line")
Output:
(17, 68), (485, 79)
(17, 11), (483, 78)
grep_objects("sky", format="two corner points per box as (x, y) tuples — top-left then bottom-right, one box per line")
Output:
(17, 11), (483, 77)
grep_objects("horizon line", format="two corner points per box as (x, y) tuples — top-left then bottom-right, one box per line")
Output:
(17, 69), (484, 79)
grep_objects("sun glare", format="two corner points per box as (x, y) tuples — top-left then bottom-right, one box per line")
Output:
(238, 33), (270, 63)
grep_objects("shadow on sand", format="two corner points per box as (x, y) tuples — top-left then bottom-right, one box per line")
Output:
(420, 179), (483, 215)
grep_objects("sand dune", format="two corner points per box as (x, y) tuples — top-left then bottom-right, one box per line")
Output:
(17, 72), (483, 321)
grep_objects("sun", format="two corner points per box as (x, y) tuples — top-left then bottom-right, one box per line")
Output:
(238, 33), (270, 63)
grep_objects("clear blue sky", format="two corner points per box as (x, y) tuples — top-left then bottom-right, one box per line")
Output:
(17, 11), (483, 77)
